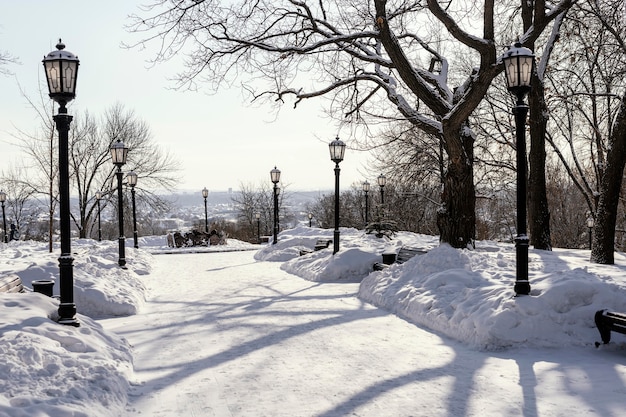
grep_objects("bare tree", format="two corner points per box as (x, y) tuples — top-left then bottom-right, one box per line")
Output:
(67, 103), (179, 238)
(127, 0), (575, 248)
(232, 181), (290, 240)
(8, 85), (59, 251)
(544, 0), (626, 262)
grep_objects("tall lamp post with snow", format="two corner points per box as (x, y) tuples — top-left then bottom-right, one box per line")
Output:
(128, 171), (139, 249)
(362, 181), (370, 225)
(95, 191), (102, 242)
(502, 42), (534, 296)
(111, 140), (129, 268)
(270, 167), (281, 244)
(202, 187), (209, 233)
(329, 137), (346, 255)
(43, 40), (80, 326)
(0, 190), (7, 243)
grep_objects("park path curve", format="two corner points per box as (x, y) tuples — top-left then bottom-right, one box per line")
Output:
(98, 250), (622, 417)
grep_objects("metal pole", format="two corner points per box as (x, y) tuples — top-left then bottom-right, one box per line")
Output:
(116, 168), (126, 267)
(97, 198), (102, 242)
(1, 202), (6, 243)
(589, 226), (592, 250)
(54, 106), (79, 326)
(204, 197), (209, 233)
(333, 163), (340, 254)
(514, 97), (530, 296)
(131, 186), (138, 249)
(257, 218), (260, 243)
(273, 184), (278, 244)
(364, 191), (369, 225)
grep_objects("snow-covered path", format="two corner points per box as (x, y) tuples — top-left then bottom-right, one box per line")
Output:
(99, 251), (625, 417)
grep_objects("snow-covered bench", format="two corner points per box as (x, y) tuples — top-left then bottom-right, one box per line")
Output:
(299, 239), (333, 256)
(373, 246), (427, 271)
(595, 309), (626, 346)
(0, 274), (25, 293)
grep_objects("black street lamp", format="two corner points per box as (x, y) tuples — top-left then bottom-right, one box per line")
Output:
(111, 140), (129, 268)
(587, 216), (594, 250)
(308, 213), (313, 227)
(502, 42), (534, 296)
(95, 191), (102, 242)
(362, 181), (370, 226)
(377, 174), (386, 205)
(0, 190), (7, 243)
(270, 167), (281, 244)
(202, 187), (209, 233)
(127, 171), (139, 249)
(329, 137), (346, 255)
(255, 212), (261, 243)
(43, 40), (80, 326)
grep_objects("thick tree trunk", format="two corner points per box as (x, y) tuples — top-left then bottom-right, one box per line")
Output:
(437, 129), (476, 248)
(591, 96), (626, 264)
(527, 73), (552, 250)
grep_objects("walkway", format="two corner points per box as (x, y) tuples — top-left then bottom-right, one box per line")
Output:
(98, 251), (621, 417)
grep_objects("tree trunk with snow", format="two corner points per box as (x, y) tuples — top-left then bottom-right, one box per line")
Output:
(591, 95), (626, 264)
(527, 72), (552, 250)
(437, 128), (476, 248)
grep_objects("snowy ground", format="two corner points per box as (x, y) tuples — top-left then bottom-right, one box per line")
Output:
(1, 227), (626, 416)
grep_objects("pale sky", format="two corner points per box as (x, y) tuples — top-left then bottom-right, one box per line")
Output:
(0, 1), (373, 193)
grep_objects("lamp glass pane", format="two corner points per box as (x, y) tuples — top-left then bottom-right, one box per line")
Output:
(61, 60), (78, 94)
(44, 60), (61, 93)
(504, 59), (517, 88)
(520, 57), (532, 86)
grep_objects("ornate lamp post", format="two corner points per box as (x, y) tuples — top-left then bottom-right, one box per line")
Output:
(308, 213), (313, 227)
(127, 171), (139, 249)
(270, 167), (281, 244)
(95, 191), (102, 242)
(362, 181), (370, 225)
(0, 190), (7, 243)
(502, 42), (534, 296)
(329, 137), (346, 255)
(255, 212), (261, 243)
(111, 140), (129, 268)
(202, 187), (209, 233)
(587, 216), (595, 250)
(43, 40), (80, 326)
(377, 174), (387, 205)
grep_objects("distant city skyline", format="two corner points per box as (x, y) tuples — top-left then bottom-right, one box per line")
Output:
(0, 1), (375, 193)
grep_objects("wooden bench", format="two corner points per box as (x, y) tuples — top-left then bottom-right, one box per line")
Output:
(595, 309), (626, 346)
(299, 239), (333, 256)
(0, 274), (25, 293)
(373, 246), (427, 271)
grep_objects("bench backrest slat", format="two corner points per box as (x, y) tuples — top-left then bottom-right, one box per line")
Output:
(0, 275), (25, 293)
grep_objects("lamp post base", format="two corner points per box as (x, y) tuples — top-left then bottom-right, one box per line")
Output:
(58, 302), (79, 327)
(118, 236), (127, 268)
(514, 235), (531, 296)
(333, 230), (340, 255)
